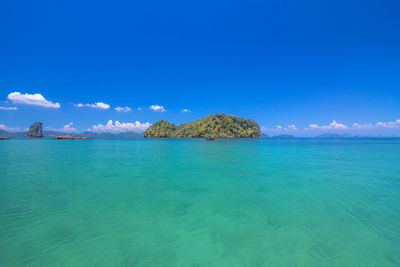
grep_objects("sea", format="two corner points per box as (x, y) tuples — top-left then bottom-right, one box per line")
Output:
(1, 138), (399, 266)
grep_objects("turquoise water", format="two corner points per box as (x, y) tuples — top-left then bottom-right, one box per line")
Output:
(1, 138), (400, 266)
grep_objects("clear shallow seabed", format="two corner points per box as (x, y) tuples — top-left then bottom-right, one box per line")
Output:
(0, 138), (399, 266)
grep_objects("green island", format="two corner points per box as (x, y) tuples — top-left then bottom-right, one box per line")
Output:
(143, 113), (261, 138)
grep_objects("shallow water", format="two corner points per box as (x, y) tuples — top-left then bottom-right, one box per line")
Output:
(1, 138), (400, 266)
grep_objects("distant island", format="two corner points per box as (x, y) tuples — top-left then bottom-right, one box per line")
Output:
(144, 113), (261, 138)
(315, 133), (353, 138)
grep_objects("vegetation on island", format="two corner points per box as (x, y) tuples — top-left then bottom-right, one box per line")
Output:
(143, 113), (261, 138)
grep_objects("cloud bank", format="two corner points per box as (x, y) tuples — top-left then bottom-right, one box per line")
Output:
(262, 119), (400, 135)
(306, 119), (400, 131)
(308, 120), (348, 130)
(181, 108), (191, 112)
(0, 124), (20, 132)
(89, 120), (151, 133)
(149, 105), (166, 112)
(7, 92), (60, 108)
(75, 102), (110, 109)
(262, 124), (297, 133)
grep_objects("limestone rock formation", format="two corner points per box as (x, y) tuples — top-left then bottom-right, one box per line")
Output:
(27, 122), (43, 138)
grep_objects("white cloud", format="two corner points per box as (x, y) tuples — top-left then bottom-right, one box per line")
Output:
(138, 107), (142, 111)
(308, 120), (348, 130)
(352, 122), (374, 129)
(7, 92), (60, 108)
(306, 118), (400, 131)
(46, 122), (77, 132)
(181, 108), (191, 113)
(115, 106), (132, 112)
(374, 119), (400, 128)
(262, 119), (400, 135)
(0, 106), (17, 110)
(149, 105), (166, 112)
(75, 102), (110, 109)
(0, 124), (20, 132)
(89, 120), (151, 133)
(61, 123), (77, 132)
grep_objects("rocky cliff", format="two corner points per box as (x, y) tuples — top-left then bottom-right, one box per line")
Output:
(27, 122), (43, 138)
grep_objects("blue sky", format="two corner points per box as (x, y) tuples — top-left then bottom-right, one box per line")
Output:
(1, 0), (399, 136)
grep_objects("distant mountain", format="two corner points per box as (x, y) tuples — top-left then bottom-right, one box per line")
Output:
(144, 113), (261, 138)
(43, 131), (72, 137)
(0, 130), (27, 138)
(79, 131), (143, 138)
(315, 133), (353, 138)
